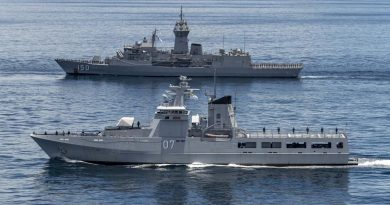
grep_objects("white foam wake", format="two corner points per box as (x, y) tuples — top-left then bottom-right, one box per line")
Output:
(357, 158), (390, 168)
(301, 75), (335, 79)
(130, 164), (156, 168)
(227, 163), (269, 169)
(188, 163), (275, 169)
(129, 164), (177, 169)
(74, 158), (390, 169)
(62, 157), (96, 165)
(187, 162), (219, 168)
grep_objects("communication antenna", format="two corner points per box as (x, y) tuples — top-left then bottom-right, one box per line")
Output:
(222, 35), (225, 49)
(204, 68), (217, 100)
(180, 5), (183, 21)
(243, 32), (246, 53)
(151, 28), (157, 48)
(234, 89), (237, 111)
(213, 68), (217, 99)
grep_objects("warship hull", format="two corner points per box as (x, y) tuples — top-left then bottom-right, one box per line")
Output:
(31, 76), (357, 166)
(56, 60), (302, 78)
(55, 8), (305, 78)
(31, 134), (353, 166)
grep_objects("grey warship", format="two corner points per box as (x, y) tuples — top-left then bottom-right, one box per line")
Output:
(56, 7), (303, 77)
(31, 76), (357, 166)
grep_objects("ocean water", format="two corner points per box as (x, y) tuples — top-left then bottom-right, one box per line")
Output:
(0, 0), (390, 204)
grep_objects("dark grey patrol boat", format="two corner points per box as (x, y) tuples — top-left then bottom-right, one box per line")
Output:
(31, 76), (357, 166)
(56, 7), (303, 77)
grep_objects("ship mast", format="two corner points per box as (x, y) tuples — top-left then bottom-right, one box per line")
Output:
(173, 6), (190, 54)
(180, 5), (183, 21)
(164, 76), (198, 107)
(151, 28), (157, 48)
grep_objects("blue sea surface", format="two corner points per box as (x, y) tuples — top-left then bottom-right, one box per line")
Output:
(0, 0), (390, 204)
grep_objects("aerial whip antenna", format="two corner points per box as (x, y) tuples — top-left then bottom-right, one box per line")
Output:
(243, 32), (246, 53)
(205, 68), (217, 100)
(213, 68), (217, 99)
(180, 5), (183, 21)
(223, 35), (225, 49)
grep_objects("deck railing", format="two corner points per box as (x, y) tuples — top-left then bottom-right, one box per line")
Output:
(251, 63), (304, 69)
(55, 59), (106, 65)
(242, 131), (346, 139)
(32, 130), (101, 137)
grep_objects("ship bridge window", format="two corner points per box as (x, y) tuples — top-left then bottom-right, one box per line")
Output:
(272, 142), (282, 148)
(337, 142), (343, 149)
(238, 142), (256, 149)
(286, 142), (306, 148)
(262, 142), (282, 148)
(311, 142), (331, 149)
(261, 142), (271, 148)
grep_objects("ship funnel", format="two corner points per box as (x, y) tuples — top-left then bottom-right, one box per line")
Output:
(190, 43), (202, 55)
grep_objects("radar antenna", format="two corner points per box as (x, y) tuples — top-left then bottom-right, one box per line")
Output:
(164, 76), (199, 107)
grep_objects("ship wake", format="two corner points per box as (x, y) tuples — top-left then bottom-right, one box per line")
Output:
(357, 158), (390, 168)
(50, 158), (390, 169)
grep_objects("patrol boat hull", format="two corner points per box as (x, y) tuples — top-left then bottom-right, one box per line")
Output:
(56, 59), (302, 78)
(31, 133), (353, 166)
(31, 76), (357, 166)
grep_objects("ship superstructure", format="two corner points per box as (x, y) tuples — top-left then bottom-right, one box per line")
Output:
(55, 7), (303, 77)
(31, 76), (357, 166)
